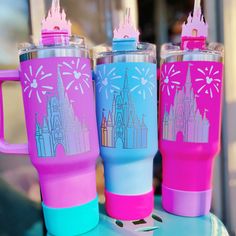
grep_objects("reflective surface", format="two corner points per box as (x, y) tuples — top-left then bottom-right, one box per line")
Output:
(19, 36), (89, 62)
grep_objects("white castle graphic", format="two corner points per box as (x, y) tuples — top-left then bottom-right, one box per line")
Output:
(35, 66), (90, 157)
(162, 64), (209, 143)
(101, 70), (148, 149)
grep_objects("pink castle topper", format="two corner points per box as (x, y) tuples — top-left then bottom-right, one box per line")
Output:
(181, 0), (208, 39)
(41, 0), (71, 45)
(113, 8), (140, 41)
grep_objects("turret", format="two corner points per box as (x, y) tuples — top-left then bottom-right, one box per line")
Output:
(57, 65), (66, 101)
(185, 64), (193, 97)
(35, 113), (41, 135)
(101, 111), (107, 128)
(141, 115), (147, 128)
(43, 117), (49, 133)
(107, 111), (113, 127)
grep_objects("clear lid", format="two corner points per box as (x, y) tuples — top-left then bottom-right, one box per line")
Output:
(161, 42), (224, 60)
(18, 35), (88, 55)
(93, 42), (156, 60)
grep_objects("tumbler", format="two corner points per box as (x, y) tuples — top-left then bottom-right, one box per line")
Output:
(0, 0), (99, 235)
(93, 10), (158, 220)
(159, 0), (224, 216)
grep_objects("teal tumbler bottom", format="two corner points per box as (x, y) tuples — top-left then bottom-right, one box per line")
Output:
(42, 197), (99, 236)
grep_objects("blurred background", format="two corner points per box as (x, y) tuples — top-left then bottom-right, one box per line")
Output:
(0, 0), (235, 235)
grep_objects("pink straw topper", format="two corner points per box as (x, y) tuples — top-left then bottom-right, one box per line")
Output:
(41, 0), (72, 46)
(113, 8), (139, 40)
(181, 0), (208, 50)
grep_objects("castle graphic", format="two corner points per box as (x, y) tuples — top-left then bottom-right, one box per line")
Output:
(35, 66), (90, 157)
(101, 69), (148, 149)
(162, 64), (210, 143)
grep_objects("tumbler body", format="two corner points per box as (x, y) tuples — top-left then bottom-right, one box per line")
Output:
(159, 43), (224, 216)
(94, 43), (158, 220)
(19, 38), (99, 235)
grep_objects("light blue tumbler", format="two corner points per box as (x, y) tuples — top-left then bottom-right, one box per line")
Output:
(93, 10), (158, 220)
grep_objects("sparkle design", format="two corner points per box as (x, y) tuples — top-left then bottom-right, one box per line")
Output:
(35, 66), (90, 157)
(129, 67), (155, 100)
(162, 64), (209, 143)
(23, 65), (53, 103)
(96, 66), (122, 100)
(195, 65), (221, 98)
(60, 59), (90, 95)
(161, 64), (181, 96)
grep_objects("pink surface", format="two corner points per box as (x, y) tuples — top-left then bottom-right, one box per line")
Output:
(19, 56), (99, 207)
(159, 61), (223, 191)
(40, 169), (97, 207)
(162, 151), (215, 190)
(162, 185), (212, 216)
(105, 189), (154, 220)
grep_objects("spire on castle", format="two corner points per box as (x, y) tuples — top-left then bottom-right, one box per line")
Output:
(141, 115), (147, 127)
(203, 109), (208, 120)
(113, 8), (139, 41)
(101, 110), (107, 128)
(57, 65), (65, 99)
(107, 112), (113, 127)
(43, 117), (49, 132)
(35, 113), (41, 134)
(185, 64), (192, 94)
(123, 68), (129, 90)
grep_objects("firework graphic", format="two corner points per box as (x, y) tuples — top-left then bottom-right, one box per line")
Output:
(130, 66), (155, 100)
(195, 65), (221, 98)
(161, 64), (181, 96)
(61, 59), (90, 95)
(23, 65), (53, 103)
(96, 66), (122, 99)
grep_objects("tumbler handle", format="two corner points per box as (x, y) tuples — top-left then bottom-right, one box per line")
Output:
(0, 70), (28, 154)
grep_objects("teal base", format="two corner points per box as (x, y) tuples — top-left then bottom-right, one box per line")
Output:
(42, 197), (99, 236)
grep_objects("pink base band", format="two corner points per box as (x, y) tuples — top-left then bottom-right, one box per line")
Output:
(40, 170), (97, 208)
(105, 189), (154, 220)
(162, 185), (212, 217)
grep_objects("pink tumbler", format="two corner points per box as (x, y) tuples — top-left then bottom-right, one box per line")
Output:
(159, 0), (224, 216)
(0, 1), (99, 235)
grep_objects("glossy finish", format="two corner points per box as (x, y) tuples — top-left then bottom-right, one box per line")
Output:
(159, 43), (224, 216)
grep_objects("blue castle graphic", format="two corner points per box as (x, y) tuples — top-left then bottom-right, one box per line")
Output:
(101, 69), (148, 149)
(35, 66), (90, 157)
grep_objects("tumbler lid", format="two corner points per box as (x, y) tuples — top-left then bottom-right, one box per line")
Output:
(93, 8), (156, 62)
